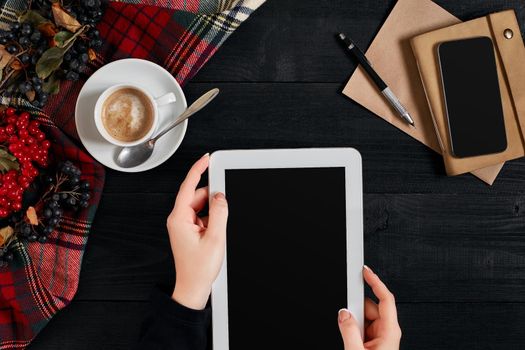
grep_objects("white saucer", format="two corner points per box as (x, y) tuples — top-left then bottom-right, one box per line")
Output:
(75, 59), (187, 172)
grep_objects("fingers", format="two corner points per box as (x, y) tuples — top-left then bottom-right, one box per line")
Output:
(175, 154), (210, 208)
(363, 266), (398, 322)
(206, 192), (228, 239)
(338, 309), (364, 350)
(364, 297), (379, 321)
(190, 187), (209, 213)
(195, 216), (209, 230)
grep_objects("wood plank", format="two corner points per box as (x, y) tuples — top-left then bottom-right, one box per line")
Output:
(397, 302), (525, 350)
(192, 0), (525, 83)
(25, 1), (525, 349)
(27, 300), (525, 350)
(27, 301), (146, 350)
(73, 193), (525, 302)
(364, 194), (525, 303)
(100, 83), (525, 195)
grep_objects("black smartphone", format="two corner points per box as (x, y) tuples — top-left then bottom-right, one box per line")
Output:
(438, 36), (507, 158)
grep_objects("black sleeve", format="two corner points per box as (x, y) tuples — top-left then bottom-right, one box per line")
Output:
(134, 287), (211, 350)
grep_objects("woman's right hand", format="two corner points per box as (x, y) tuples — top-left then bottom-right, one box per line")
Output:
(168, 154), (229, 310)
(338, 266), (401, 350)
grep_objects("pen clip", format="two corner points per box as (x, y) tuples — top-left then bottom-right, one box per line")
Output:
(357, 47), (373, 67)
(353, 44), (373, 67)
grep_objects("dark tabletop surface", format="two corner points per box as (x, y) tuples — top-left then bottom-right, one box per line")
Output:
(28, 1), (525, 349)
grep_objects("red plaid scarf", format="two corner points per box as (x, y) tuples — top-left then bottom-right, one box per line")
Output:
(0, 0), (264, 348)
(46, 0), (265, 138)
(0, 118), (105, 349)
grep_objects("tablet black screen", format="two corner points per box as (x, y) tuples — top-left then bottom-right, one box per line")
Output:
(225, 167), (347, 350)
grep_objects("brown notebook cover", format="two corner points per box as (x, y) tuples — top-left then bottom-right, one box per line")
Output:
(343, 0), (504, 185)
(411, 10), (525, 177)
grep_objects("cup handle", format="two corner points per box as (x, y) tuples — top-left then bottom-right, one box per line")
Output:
(155, 92), (176, 106)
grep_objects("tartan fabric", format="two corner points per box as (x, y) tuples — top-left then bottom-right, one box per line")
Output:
(0, 110), (105, 350)
(48, 0), (265, 138)
(0, 0), (265, 348)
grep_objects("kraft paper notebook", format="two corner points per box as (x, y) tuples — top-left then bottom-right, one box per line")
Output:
(411, 10), (525, 177)
(342, 0), (504, 185)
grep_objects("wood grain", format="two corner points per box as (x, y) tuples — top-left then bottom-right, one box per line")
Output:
(30, 0), (525, 349)
(101, 83), (525, 195)
(72, 193), (525, 303)
(397, 302), (525, 350)
(27, 301), (146, 350)
(27, 301), (525, 350)
(193, 0), (525, 83)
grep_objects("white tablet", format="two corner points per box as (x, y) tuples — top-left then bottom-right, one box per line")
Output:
(209, 148), (364, 350)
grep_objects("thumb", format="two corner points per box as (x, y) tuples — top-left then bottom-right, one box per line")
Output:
(338, 309), (364, 350)
(206, 192), (228, 238)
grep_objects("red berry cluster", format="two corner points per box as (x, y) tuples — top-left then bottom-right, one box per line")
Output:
(0, 107), (50, 217)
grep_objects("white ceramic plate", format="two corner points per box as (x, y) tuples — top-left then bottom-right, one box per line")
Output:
(75, 58), (187, 172)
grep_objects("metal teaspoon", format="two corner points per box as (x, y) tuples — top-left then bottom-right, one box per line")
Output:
(116, 88), (219, 168)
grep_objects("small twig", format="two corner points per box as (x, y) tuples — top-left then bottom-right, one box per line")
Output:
(0, 69), (15, 90)
(13, 48), (29, 58)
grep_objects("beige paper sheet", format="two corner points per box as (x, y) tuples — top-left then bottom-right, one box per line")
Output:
(342, 0), (504, 185)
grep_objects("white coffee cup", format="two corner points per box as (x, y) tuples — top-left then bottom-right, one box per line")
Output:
(94, 83), (176, 147)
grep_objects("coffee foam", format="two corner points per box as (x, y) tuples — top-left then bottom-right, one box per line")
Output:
(101, 88), (154, 142)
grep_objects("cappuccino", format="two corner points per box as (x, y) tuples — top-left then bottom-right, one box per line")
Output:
(101, 88), (154, 142)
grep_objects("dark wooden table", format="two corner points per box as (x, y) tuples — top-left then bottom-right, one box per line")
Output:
(28, 1), (525, 349)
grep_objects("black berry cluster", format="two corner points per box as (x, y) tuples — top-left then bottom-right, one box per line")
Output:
(0, 244), (14, 266)
(0, 23), (50, 107)
(70, 0), (105, 26)
(55, 160), (91, 210)
(14, 161), (91, 245)
(34, 0), (105, 82)
(0, 0), (106, 107)
(61, 27), (102, 81)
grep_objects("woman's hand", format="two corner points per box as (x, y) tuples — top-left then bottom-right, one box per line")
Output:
(338, 266), (401, 350)
(168, 154), (229, 310)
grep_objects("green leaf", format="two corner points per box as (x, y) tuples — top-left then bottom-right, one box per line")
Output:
(53, 31), (73, 48)
(53, 26), (87, 48)
(36, 47), (65, 79)
(42, 72), (60, 94)
(0, 159), (19, 172)
(0, 148), (19, 172)
(36, 25), (88, 79)
(0, 149), (17, 162)
(19, 10), (49, 26)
